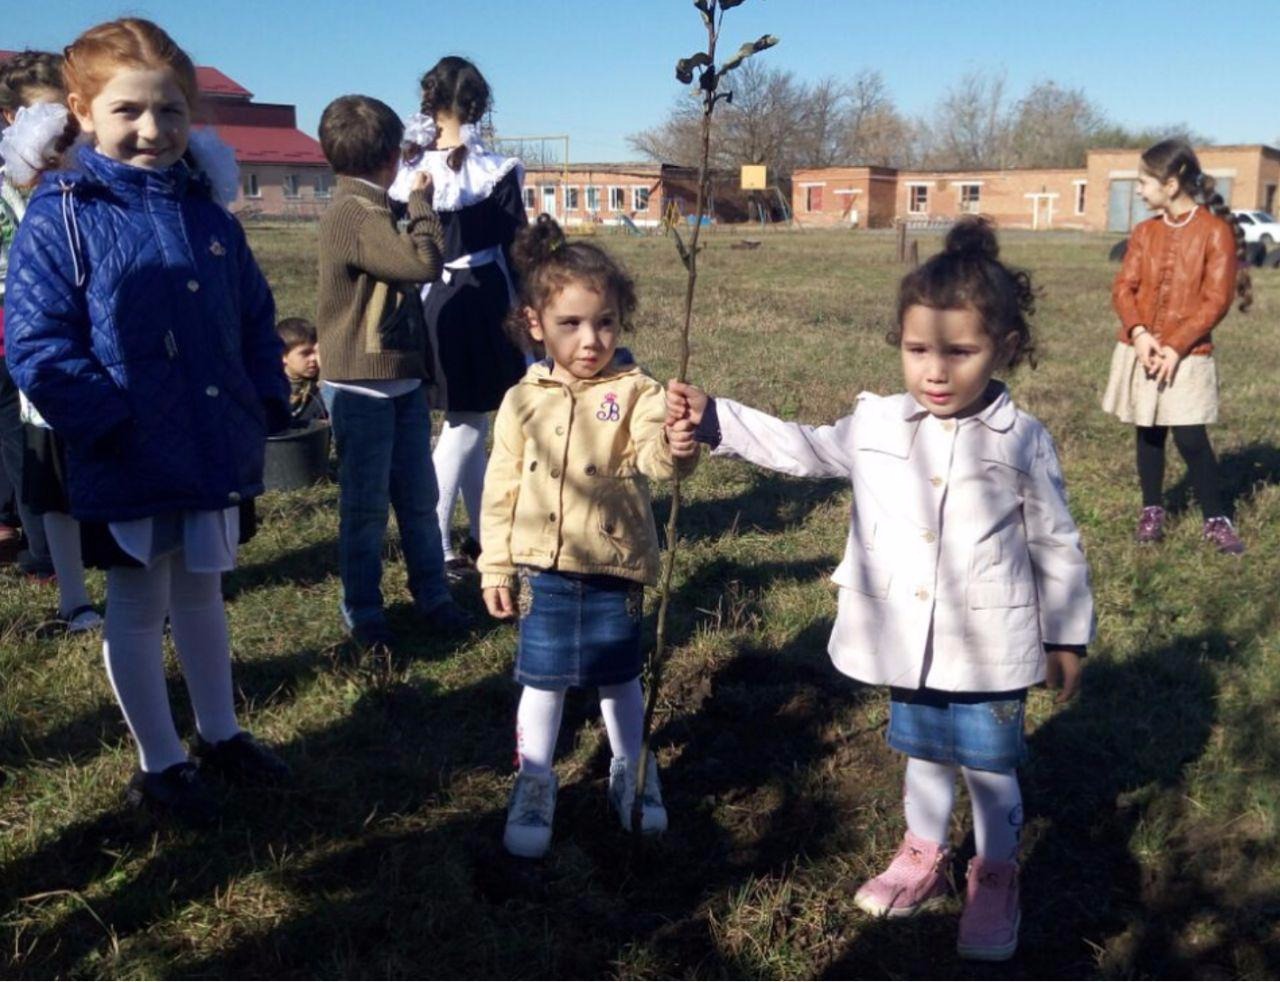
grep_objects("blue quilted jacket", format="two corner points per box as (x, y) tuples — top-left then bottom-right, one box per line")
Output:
(4, 148), (289, 522)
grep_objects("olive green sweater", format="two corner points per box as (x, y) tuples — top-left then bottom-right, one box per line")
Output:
(316, 177), (444, 381)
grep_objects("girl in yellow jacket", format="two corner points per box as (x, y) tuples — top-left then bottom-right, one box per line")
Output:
(479, 215), (698, 859)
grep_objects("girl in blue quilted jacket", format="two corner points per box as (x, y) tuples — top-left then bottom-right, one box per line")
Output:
(6, 18), (292, 825)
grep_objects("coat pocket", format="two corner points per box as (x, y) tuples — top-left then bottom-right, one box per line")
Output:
(363, 281), (425, 356)
(968, 579), (1036, 609)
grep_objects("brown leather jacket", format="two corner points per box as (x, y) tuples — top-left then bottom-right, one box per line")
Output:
(1111, 207), (1237, 357)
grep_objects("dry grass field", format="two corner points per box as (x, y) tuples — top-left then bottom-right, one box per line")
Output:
(2, 225), (1278, 978)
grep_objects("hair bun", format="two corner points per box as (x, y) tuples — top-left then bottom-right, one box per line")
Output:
(511, 213), (566, 273)
(944, 216), (999, 261)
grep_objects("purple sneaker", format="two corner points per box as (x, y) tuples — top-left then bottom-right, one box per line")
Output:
(1202, 516), (1245, 555)
(854, 831), (951, 918)
(1135, 505), (1166, 544)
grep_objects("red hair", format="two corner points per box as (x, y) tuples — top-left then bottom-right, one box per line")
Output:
(62, 18), (199, 113)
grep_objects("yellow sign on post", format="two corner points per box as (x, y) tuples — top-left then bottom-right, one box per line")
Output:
(741, 165), (767, 190)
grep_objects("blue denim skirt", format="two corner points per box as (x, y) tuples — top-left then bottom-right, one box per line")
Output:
(514, 568), (644, 690)
(886, 687), (1028, 772)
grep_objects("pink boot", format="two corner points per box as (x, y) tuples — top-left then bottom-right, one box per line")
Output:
(957, 856), (1020, 961)
(854, 831), (950, 918)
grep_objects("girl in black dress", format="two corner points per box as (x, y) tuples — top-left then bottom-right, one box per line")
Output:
(391, 57), (527, 576)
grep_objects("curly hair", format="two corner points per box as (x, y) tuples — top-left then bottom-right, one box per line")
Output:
(411, 56), (491, 172)
(889, 216), (1038, 370)
(505, 214), (638, 356)
(1140, 138), (1252, 313)
(0, 50), (65, 115)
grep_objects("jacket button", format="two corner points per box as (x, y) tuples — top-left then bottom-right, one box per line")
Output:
(228, 491), (241, 503)
(187, 279), (200, 292)
(555, 425), (565, 435)
(585, 464), (597, 476)
(916, 587), (930, 601)
(548, 513), (557, 522)
(603, 523), (615, 534)
(550, 467), (561, 478)
(923, 531), (937, 543)
(941, 420), (955, 432)
(930, 476), (943, 487)
(206, 385), (220, 397)
(529, 461), (537, 471)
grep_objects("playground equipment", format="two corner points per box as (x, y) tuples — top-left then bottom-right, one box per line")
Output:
(740, 164), (792, 227)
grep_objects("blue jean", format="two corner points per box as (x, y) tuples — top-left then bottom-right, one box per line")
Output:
(323, 384), (451, 629)
(886, 687), (1028, 772)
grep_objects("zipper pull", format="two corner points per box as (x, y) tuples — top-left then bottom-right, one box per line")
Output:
(164, 331), (178, 359)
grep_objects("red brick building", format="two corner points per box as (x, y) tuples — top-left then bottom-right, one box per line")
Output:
(522, 163), (664, 228)
(794, 145), (1280, 232)
(0, 52), (330, 218)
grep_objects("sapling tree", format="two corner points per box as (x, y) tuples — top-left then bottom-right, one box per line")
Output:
(633, 0), (777, 839)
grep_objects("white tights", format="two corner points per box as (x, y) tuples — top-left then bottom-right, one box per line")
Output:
(433, 411), (488, 561)
(903, 756), (1024, 861)
(42, 511), (92, 617)
(102, 552), (241, 773)
(515, 678), (645, 774)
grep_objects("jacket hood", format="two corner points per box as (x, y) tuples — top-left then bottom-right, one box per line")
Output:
(31, 146), (210, 207)
(520, 347), (641, 387)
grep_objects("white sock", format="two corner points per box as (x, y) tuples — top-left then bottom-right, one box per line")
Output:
(599, 678), (644, 762)
(43, 511), (92, 617)
(103, 559), (188, 773)
(963, 767), (1023, 862)
(515, 686), (566, 775)
(167, 562), (240, 745)
(433, 411), (488, 560)
(904, 756), (957, 845)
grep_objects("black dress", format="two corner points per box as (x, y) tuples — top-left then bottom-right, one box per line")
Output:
(421, 162), (528, 413)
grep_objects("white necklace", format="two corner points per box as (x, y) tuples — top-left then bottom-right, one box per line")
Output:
(1163, 205), (1198, 228)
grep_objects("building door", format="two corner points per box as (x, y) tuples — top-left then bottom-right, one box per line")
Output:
(541, 185), (557, 217)
(1026, 193), (1056, 230)
(1210, 176), (1233, 208)
(1107, 179), (1156, 232)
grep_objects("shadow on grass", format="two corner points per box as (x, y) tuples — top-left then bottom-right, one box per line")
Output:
(5, 553), (869, 977)
(1164, 440), (1280, 520)
(655, 469), (848, 545)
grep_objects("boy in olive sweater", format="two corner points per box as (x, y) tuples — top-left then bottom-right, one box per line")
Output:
(316, 94), (469, 647)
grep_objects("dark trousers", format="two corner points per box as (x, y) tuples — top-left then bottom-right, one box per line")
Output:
(0, 357), (50, 568)
(1136, 424), (1224, 518)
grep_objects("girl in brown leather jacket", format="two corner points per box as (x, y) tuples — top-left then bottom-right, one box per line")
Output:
(1103, 139), (1252, 553)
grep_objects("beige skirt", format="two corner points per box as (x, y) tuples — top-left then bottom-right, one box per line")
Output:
(1101, 342), (1219, 426)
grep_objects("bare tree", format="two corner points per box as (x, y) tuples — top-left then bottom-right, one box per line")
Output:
(839, 69), (913, 166)
(1007, 81), (1106, 168)
(926, 70), (1011, 169)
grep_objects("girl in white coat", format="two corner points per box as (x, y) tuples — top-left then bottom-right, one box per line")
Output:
(667, 218), (1094, 963)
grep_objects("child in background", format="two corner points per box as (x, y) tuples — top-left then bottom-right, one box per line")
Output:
(479, 215), (698, 859)
(276, 317), (327, 424)
(316, 94), (469, 649)
(0, 50), (65, 580)
(667, 219), (1094, 962)
(1103, 138), (1251, 553)
(6, 18), (291, 824)
(1, 52), (100, 630)
(392, 56), (527, 580)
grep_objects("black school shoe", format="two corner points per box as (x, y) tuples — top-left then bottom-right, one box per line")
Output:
(127, 761), (222, 828)
(191, 731), (292, 785)
(417, 598), (474, 634)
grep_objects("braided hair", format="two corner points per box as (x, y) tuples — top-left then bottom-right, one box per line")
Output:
(1140, 139), (1252, 312)
(415, 56), (491, 172)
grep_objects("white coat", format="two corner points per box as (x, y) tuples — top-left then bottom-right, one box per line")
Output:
(712, 385), (1095, 692)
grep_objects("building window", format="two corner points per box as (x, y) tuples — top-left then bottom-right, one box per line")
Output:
(283, 174), (300, 199)
(586, 186), (601, 212)
(633, 186), (650, 211)
(959, 183), (980, 213)
(908, 185), (928, 213)
(1075, 182), (1087, 215)
(564, 186), (580, 211)
(242, 173), (260, 199)
(1266, 184), (1277, 214)
(314, 174), (331, 199)
(805, 185), (824, 212)
(609, 186), (625, 211)
(522, 186), (536, 210)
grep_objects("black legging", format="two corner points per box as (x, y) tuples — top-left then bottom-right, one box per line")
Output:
(1136, 425), (1224, 517)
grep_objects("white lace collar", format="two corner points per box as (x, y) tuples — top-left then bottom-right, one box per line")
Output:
(388, 113), (522, 212)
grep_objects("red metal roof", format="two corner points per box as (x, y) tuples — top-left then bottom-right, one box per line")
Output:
(202, 124), (327, 166)
(196, 66), (252, 99)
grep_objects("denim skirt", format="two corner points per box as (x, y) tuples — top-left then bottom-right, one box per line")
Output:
(515, 567), (644, 690)
(886, 687), (1028, 772)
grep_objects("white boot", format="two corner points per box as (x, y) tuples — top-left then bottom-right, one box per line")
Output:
(503, 770), (558, 858)
(608, 751), (668, 835)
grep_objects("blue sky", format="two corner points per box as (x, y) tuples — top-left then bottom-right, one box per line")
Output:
(5, 1), (1276, 160)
